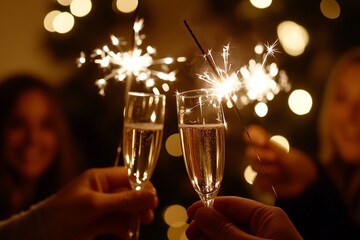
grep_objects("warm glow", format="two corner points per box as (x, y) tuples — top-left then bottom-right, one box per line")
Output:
(53, 12), (75, 34)
(254, 44), (264, 54)
(44, 10), (61, 32)
(244, 165), (257, 185)
(320, 0), (340, 19)
(277, 21), (309, 56)
(150, 111), (156, 123)
(167, 224), (188, 240)
(162, 83), (170, 92)
(153, 87), (161, 95)
(58, 0), (72, 6)
(270, 135), (290, 153)
(254, 102), (268, 117)
(177, 57), (187, 62)
(165, 133), (183, 157)
(164, 204), (188, 227)
(115, 0), (139, 13)
(70, 0), (92, 17)
(288, 89), (312, 115)
(250, 0), (272, 9)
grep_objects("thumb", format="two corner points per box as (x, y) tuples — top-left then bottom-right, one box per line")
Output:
(190, 207), (262, 240)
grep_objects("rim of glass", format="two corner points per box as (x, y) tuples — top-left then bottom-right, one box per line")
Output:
(128, 91), (166, 98)
(176, 88), (217, 98)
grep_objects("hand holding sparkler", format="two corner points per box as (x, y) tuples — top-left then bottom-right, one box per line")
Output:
(244, 124), (317, 199)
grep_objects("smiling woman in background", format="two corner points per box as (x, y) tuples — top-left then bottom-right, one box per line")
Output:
(244, 47), (360, 239)
(0, 74), (84, 219)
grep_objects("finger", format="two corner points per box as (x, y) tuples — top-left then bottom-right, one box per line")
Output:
(243, 124), (270, 146)
(88, 167), (131, 193)
(95, 188), (158, 214)
(143, 182), (156, 193)
(253, 175), (276, 193)
(190, 207), (262, 240)
(139, 209), (155, 225)
(246, 146), (278, 165)
(251, 162), (282, 178)
(186, 220), (204, 240)
(187, 200), (206, 219)
(110, 182), (155, 194)
(212, 196), (274, 226)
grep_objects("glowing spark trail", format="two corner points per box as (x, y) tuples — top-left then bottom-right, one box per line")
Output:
(78, 18), (186, 96)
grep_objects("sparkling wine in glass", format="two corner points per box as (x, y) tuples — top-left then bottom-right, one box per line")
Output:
(122, 92), (166, 239)
(176, 89), (225, 207)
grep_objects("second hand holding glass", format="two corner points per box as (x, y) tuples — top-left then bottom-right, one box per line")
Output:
(122, 92), (166, 239)
(176, 89), (226, 207)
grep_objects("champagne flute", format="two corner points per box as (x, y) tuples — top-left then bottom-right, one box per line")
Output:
(176, 89), (225, 208)
(122, 92), (166, 239)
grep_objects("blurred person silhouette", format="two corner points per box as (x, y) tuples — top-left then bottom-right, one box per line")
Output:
(0, 167), (158, 240)
(0, 73), (84, 220)
(186, 196), (302, 240)
(244, 47), (360, 239)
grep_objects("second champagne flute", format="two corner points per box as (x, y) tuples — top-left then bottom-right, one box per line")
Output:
(176, 89), (226, 208)
(122, 92), (166, 239)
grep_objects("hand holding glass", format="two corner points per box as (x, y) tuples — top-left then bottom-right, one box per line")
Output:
(176, 89), (225, 207)
(122, 92), (165, 239)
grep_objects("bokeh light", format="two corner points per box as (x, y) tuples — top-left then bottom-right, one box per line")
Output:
(244, 165), (257, 185)
(320, 0), (340, 19)
(70, 0), (92, 17)
(288, 89), (313, 115)
(164, 204), (188, 240)
(58, 0), (72, 6)
(44, 10), (61, 32)
(250, 0), (272, 9)
(270, 135), (290, 153)
(254, 102), (268, 117)
(164, 204), (188, 227)
(114, 0), (139, 13)
(165, 133), (183, 157)
(53, 11), (75, 34)
(277, 21), (309, 56)
(162, 83), (170, 92)
(167, 224), (188, 240)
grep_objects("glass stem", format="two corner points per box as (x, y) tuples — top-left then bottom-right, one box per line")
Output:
(126, 213), (140, 240)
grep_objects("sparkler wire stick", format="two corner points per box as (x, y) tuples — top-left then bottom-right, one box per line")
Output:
(183, 20), (278, 198)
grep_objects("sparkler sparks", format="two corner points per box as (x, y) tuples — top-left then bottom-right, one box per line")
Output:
(197, 45), (243, 102)
(196, 41), (291, 109)
(78, 18), (186, 96)
(239, 41), (291, 105)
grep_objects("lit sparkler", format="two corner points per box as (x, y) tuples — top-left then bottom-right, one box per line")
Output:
(197, 45), (243, 102)
(195, 41), (291, 109)
(239, 41), (291, 106)
(184, 20), (282, 198)
(78, 18), (186, 96)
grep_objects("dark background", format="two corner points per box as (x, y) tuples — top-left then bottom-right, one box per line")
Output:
(1, 0), (360, 239)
